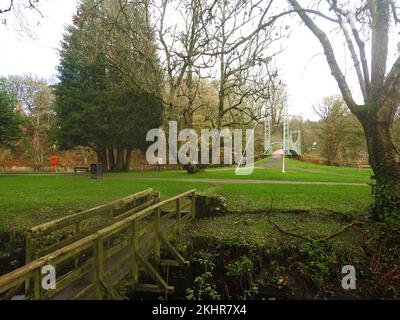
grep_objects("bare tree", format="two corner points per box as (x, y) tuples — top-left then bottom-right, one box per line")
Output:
(0, 0), (43, 36)
(313, 96), (348, 165)
(153, 0), (287, 130)
(266, 80), (287, 131)
(0, 0), (41, 15)
(153, 0), (214, 129)
(204, 0), (284, 129)
(288, 0), (400, 220)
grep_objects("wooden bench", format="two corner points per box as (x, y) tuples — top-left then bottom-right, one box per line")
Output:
(357, 160), (371, 170)
(74, 166), (90, 173)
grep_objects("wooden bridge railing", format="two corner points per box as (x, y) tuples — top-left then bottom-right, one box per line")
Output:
(26, 188), (158, 263)
(0, 189), (196, 300)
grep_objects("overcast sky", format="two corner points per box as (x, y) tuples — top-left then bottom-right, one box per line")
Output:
(0, 0), (368, 120)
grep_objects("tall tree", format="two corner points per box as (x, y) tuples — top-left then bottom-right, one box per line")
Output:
(267, 82), (288, 132)
(7, 75), (55, 170)
(55, 0), (163, 172)
(155, 0), (211, 129)
(314, 96), (350, 165)
(0, 79), (22, 149)
(288, 0), (400, 220)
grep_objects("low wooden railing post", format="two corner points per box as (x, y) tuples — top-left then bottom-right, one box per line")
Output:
(131, 220), (139, 283)
(33, 269), (42, 300)
(176, 198), (182, 235)
(74, 222), (82, 268)
(154, 208), (161, 262)
(108, 207), (114, 223)
(74, 221), (81, 235)
(25, 232), (34, 296)
(191, 192), (196, 220)
(93, 238), (104, 300)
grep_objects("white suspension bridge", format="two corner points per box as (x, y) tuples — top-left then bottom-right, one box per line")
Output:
(264, 104), (302, 157)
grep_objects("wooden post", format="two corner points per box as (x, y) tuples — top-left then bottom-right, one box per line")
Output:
(74, 221), (81, 235)
(93, 238), (104, 300)
(176, 198), (181, 235)
(131, 220), (139, 283)
(154, 209), (161, 262)
(25, 232), (33, 296)
(191, 192), (196, 220)
(109, 207), (114, 223)
(25, 232), (33, 264)
(74, 222), (82, 269)
(33, 269), (42, 300)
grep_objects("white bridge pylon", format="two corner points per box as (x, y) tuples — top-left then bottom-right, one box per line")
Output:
(264, 108), (302, 156)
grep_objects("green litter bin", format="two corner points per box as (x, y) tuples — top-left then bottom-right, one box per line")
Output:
(90, 163), (103, 179)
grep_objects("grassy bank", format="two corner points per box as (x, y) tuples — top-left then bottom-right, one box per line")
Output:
(0, 175), (372, 231)
(177, 212), (399, 300)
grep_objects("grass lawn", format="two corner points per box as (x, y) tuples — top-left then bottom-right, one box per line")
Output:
(206, 184), (372, 214)
(117, 158), (372, 183)
(0, 159), (373, 231)
(0, 175), (211, 230)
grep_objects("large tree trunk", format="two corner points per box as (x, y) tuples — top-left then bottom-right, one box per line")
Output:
(361, 112), (400, 220)
(96, 149), (102, 164)
(123, 147), (132, 172)
(108, 148), (116, 172)
(114, 147), (125, 172)
(102, 149), (109, 173)
(96, 148), (109, 173)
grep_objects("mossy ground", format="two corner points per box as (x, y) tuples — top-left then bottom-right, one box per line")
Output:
(177, 211), (400, 300)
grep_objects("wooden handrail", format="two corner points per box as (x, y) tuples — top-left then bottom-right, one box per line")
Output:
(26, 189), (157, 264)
(30, 189), (155, 235)
(0, 189), (196, 299)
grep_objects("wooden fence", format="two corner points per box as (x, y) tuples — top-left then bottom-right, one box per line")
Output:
(0, 189), (196, 300)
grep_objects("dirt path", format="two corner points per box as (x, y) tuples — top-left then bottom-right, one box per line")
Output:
(255, 156), (282, 169)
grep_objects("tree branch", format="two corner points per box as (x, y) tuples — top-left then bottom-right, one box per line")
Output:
(389, 0), (400, 23)
(351, 24), (371, 94)
(383, 55), (400, 114)
(269, 219), (364, 242)
(370, 0), (390, 94)
(287, 0), (359, 112)
(0, 0), (13, 14)
(338, 16), (367, 100)
(327, 0), (371, 99)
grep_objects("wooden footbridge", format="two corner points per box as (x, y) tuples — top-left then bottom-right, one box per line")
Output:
(0, 189), (196, 300)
